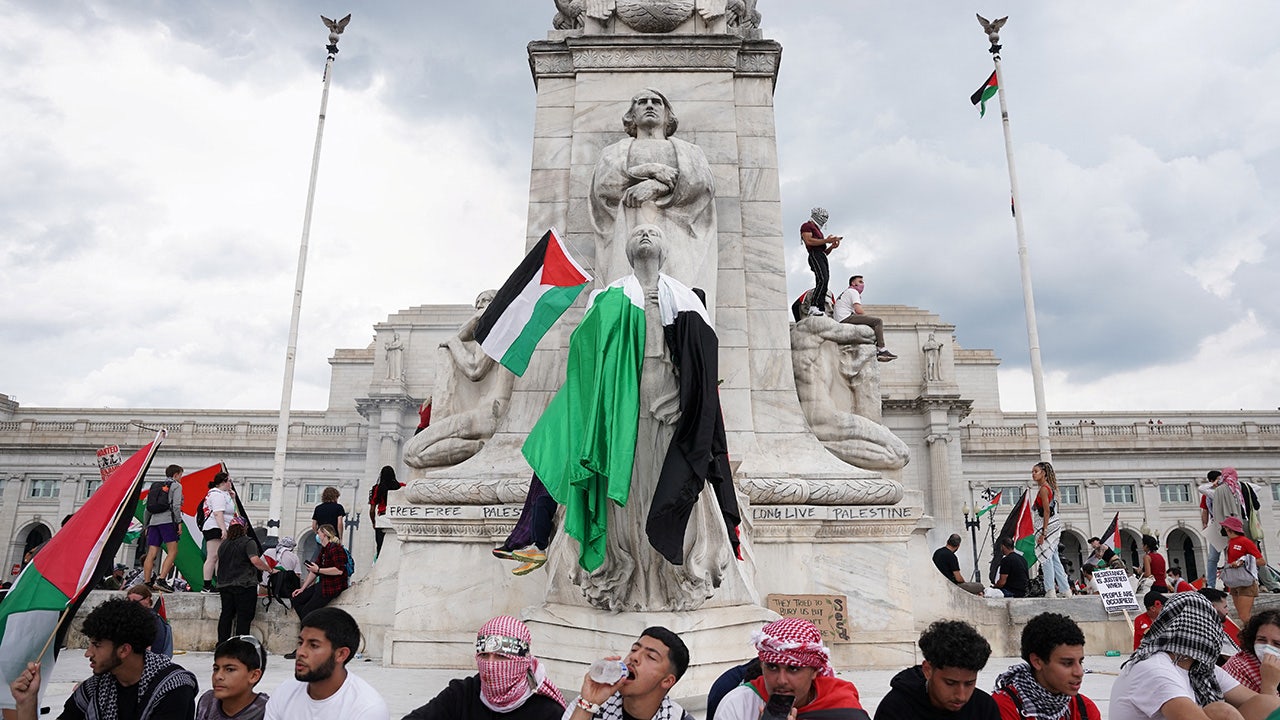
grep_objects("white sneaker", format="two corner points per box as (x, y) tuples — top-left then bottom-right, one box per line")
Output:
(807, 307), (824, 317)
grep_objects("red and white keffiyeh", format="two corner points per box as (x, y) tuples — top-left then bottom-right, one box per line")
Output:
(751, 618), (835, 677)
(475, 616), (566, 712)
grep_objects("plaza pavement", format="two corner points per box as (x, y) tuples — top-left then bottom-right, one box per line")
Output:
(36, 649), (1131, 718)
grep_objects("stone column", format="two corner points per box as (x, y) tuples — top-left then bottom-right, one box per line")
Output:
(925, 433), (952, 530)
(58, 474), (80, 521)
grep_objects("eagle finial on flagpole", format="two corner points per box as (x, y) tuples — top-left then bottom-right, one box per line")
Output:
(321, 13), (352, 57)
(976, 14), (1007, 55)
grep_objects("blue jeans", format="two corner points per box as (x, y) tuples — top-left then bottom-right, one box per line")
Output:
(1044, 546), (1071, 595)
(1207, 544), (1221, 589)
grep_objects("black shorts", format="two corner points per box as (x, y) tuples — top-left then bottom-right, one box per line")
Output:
(203, 528), (224, 542)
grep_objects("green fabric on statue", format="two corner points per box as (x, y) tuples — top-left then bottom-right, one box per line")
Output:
(522, 277), (646, 572)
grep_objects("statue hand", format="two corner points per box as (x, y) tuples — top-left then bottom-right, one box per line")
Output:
(621, 179), (669, 207)
(628, 162), (678, 187)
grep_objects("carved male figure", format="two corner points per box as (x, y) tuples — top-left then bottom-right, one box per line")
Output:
(589, 89), (717, 300)
(922, 332), (943, 381)
(404, 290), (514, 469)
(790, 315), (909, 471)
(385, 332), (404, 381)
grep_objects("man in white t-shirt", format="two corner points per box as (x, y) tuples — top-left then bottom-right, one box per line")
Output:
(832, 276), (896, 362)
(265, 607), (389, 720)
(1109, 591), (1279, 720)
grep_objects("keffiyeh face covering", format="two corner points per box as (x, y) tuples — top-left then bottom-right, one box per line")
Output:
(475, 616), (566, 712)
(1126, 592), (1226, 707)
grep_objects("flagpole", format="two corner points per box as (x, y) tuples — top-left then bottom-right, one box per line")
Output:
(268, 15), (350, 538)
(979, 15), (1052, 462)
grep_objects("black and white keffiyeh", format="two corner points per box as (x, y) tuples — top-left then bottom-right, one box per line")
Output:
(598, 691), (689, 720)
(1124, 591), (1226, 706)
(994, 662), (1071, 720)
(71, 652), (198, 720)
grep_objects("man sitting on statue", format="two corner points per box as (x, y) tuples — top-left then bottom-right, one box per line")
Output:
(564, 627), (695, 720)
(403, 616), (565, 720)
(714, 618), (869, 720)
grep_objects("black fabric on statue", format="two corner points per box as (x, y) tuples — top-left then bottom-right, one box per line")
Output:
(646, 300), (740, 565)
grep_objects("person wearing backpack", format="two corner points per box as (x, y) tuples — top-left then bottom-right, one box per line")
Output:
(285, 524), (349, 659)
(142, 464), (185, 593)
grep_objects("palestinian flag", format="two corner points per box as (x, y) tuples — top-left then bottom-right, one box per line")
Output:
(523, 275), (646, 571)
(975, 491), (1002, 518)
(135, 463), (259, 591)
(0, 434), (163, 709)
(1099, 512), (1121, 552)
(474, 228), (591, 376)
(988, 490), (1036, 579)
(971, 70), (998, 117)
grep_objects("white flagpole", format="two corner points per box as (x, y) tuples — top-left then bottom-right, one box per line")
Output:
(268, 15), (350, 537)
(980, 16), (1052, 462)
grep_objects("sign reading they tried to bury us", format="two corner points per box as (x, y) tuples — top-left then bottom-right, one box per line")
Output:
(766, 594), (852, 643)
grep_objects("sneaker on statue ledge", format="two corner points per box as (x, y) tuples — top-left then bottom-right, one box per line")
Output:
(807, 306), (825, 317)
(153, 578), (175, 593)
(876, 349), (898, 362)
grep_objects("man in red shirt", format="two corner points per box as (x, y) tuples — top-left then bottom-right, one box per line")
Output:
(1133, 590), (1165, 650)
(1167, 566), (1196, 593)
(993, 612), (1101, 719)
(800, 207), (842, 318)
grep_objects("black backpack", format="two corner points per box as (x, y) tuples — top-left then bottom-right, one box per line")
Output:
(146, 481), (172, 514)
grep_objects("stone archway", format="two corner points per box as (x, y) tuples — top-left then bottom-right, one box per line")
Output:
(1059, 528), (1088, 586)
(1165, 527), (1202, 583)
(1120, 528), (1143, 569)
(7, 521), (53, 581)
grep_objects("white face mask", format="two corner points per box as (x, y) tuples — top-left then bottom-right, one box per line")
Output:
(1255, 643), (1280, 661)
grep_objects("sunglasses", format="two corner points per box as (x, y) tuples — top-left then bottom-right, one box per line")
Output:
(230, 634), (268, 671)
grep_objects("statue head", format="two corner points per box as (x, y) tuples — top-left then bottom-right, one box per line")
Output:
(622, 88), (679, 138)
(625, 224), (668, 269)
(475, 289), (497, 311)
(810, 207), (829, 228)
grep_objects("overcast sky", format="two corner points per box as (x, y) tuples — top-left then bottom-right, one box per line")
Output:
(2, 2), (1276, 414)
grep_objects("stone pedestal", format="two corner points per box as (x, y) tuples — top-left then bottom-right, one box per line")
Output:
(745, 502), (923, 669)
(381, 501), (925, 675)
(386, 17), (915, 674)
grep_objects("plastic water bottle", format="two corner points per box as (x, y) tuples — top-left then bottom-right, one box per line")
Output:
(588, 659), (628, 684)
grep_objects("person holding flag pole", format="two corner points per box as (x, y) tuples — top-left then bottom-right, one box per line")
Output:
(0, 432), (172, 714)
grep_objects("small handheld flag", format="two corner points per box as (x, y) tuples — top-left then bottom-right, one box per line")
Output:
(975, 491), (1002, 518)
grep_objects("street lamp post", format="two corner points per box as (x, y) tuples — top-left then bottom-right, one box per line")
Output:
(962, 502), (982, 583)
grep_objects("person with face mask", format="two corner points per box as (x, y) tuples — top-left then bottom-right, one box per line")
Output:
(403, 616), (565, 720)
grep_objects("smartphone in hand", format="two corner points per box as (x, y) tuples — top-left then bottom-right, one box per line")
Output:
(761, 694), (795, 720)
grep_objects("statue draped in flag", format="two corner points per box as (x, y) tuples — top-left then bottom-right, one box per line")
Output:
(523, 225), (753, 612)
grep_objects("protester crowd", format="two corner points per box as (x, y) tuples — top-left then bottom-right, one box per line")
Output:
(10, 444), (1276, 720)
(935, 465), (1273, 610)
